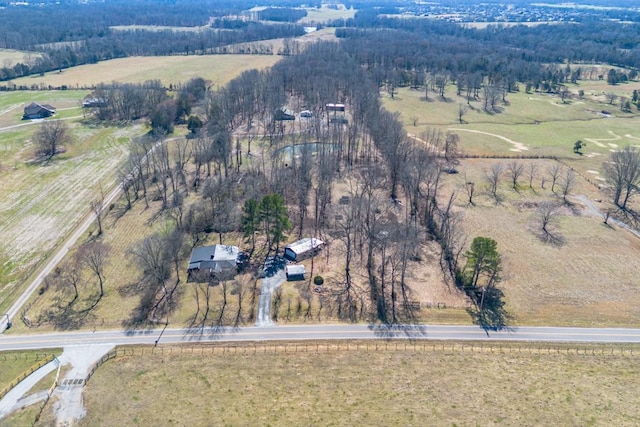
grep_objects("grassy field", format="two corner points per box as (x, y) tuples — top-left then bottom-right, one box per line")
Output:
(0, 350), (58, 393)
(71, 342), (640, 426)
(0, 91), (145, 315)
(381, 80), (640, 327)
(0, 49), (41, 66)
(299, 4), (356, 23)
(5, 55), (281, 89)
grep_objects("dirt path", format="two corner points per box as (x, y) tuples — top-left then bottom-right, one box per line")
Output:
(448, 128), (529, 152)
(51, 344), (114, 426)
(572, 194), (640, 239)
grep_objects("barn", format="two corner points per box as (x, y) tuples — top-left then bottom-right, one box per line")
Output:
(284, 238), (324, 262)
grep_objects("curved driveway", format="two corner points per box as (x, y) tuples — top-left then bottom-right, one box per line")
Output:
(2, 324), (640, 352)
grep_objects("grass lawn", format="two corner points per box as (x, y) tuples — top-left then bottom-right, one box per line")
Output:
(5, 55), (281, 89)
(78, 342), (640, 426)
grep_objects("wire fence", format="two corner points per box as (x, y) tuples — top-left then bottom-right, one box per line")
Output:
(0, 354), (55, 401)
(97, 342), (639, 360)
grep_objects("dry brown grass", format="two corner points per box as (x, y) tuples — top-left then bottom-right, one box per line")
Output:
(439, 157), (640, 326)
(8, 55), (281, 89)
(78, 342), (640, 426)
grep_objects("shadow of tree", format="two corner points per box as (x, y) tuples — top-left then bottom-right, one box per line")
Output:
(465, 286), (513, 332)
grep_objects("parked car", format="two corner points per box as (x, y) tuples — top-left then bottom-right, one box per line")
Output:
(300, 110), (313, 118)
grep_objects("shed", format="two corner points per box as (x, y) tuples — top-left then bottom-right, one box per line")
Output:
(285, 264), (306, 281)
(284, 238), (324, 262)
(187, 244), (242, 281)
(23, 102), (56, 120)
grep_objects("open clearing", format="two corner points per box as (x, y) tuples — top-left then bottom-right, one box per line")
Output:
(382, 82), (640, 327)
(0, 120), (144, 315)
(5, 55), (280, 89)
(0, 49), (41, 66)
(56, 342), (640, 426)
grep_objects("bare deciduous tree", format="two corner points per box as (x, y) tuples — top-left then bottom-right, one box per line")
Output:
(559, 168), (577, 202)
(507, 161), (524, 190)
(547, 163), (563, 193)
(78, 241), (110, 305)
(35, 120), (70, 160)
(527, 162), (538, 189)
(484, 163), (504, 201)
(604, 146), (640, 210)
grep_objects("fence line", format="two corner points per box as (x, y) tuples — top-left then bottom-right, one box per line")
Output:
(33, 357), (61, 425)
(0, 354), (55, 401)
(101, 342), (637, 360)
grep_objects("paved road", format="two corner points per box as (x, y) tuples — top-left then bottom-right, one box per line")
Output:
(2, 324), (640, 351)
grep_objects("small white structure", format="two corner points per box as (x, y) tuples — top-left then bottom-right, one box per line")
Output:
(284, 238), (324, 262)
(285, 264), (306, 281)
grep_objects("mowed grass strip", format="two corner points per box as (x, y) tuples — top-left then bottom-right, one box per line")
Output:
(7, 55), (281, 89)
(79, 342), (640, 426)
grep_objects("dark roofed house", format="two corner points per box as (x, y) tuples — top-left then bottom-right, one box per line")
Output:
(274, 107), (295, 121)
(23, 102), (56, 120)
(187, 244), (246, 282)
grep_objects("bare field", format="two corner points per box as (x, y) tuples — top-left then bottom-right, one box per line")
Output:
(6, 55), (281, 89)
(299, 5), (356, 23)
(77, 342), (640, 426)
(0, 120), (146, 314)
(439, 157), (640, 326)
(0, 49), (41, 66)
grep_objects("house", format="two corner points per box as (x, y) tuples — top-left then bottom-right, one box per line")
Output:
(285, 264), (306, 281)
(284, 238), (324, 262)
(274, 107), (295, 121)
(187, 244), (246, 282)
(23, 102), (56, 120)
(326, 103), (345, 113)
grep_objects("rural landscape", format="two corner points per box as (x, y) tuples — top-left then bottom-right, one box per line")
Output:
(1, 0), (640, 425)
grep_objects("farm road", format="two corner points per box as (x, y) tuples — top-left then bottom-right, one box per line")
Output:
(0, 135), (181, 334)
(0, 115), (84, 133)
(572, 194), (640, 239)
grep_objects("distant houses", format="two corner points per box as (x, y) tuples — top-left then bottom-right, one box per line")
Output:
(187, 244), (248, 282)
(23, 102), (56, 120)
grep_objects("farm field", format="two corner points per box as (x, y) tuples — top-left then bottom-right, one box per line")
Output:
(36, 342), (639, 426)
(0, 49), (40, 66)
(0, 118), (145, 315)
(5, 55), (281, 89)
(299, 4), (356, 23)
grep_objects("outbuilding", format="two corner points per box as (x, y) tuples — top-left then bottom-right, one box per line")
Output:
(284, 238), (324, 262)
(23, 102), (56, 120)
(285, 264), (306, 281)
